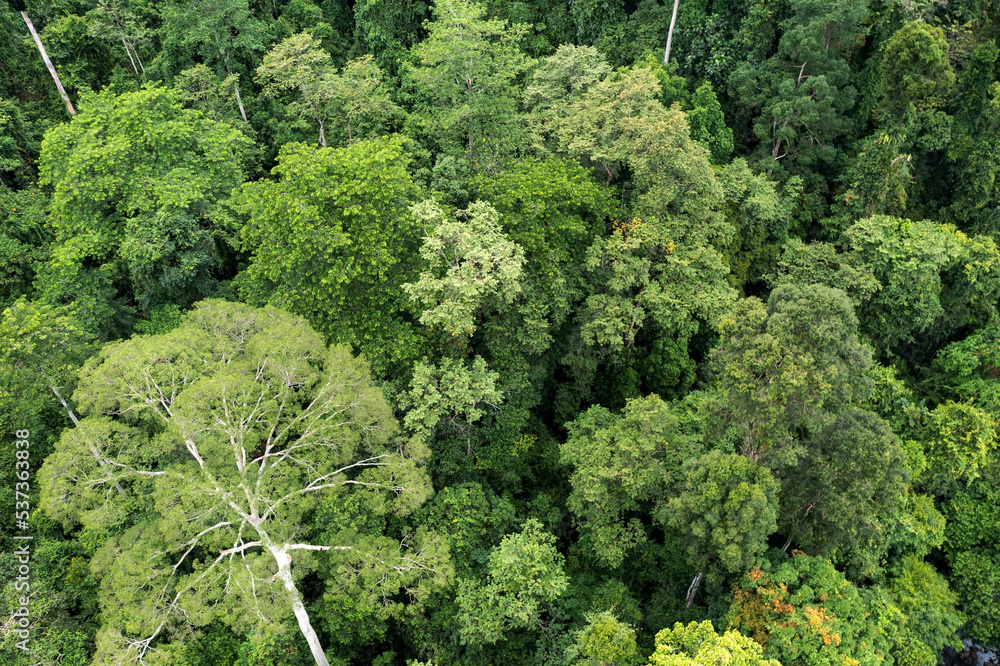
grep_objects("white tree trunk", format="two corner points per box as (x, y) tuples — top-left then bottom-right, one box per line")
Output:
(664, 0), (681, 65)
(233, 82), (249, 123)
(269, 545), (330, 666)
(21, 11), (75, 116)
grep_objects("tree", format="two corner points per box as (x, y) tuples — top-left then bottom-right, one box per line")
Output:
(729, 0), (867, 167)
(236, 136), (422, 373)
(154, 0), (266, 123)
(569, 611), (637, 666)
(456, 519), (568, 645)
(885, 556), (964, 663)
(879, 21), (954, 121)
(777, 408), (910, 573)
(933, 320), (1000, 416)
(408, 0), (532, 165)
(38, 300), (446, 666)
(687, 81), (733, 164)
(941, 475), (1000, 647)
(728, 553), (891, 666)
(473, 156), (613, 339)
(648, 621), (780, 666)
(709, 283), (873, 466)
(920, 400), (997, 494)
(20, 10), (76, 115)
(257, 33), (401, 146)
(87, 0), (154, 79)
(561, 395), (701, 568)
(403, 199), (525, 339)
(838, 215), (1000, 353)
(38, 86), (252, 313)
(399, 356), (504, 450)
(663, 451), (780, 582)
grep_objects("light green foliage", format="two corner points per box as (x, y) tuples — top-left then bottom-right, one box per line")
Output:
(664, 451), (779, 577)
(709, 283), (872, 465)
(569, 611), (637, 666)
(403, 199), (525, 338)
(257, 33), (401, 146)
(237, 136), (422, 372)
(920, 400), (997, 492)
(400, 356), (504, 444)
(524, 44), (614, 154)
(561, 395), (701, 568)
(173, 64), (245, 124)
(473, 157), (612, 335)
(648, 621), (780, 666)
(687, 81), (733, 164)
(880, 21), (954, 119)
(886, 557), (964, 661)
(838, 215), (1000, 353)
(38, 300), (444, 662)
(778, 408), (909, 574)
(729, 553), (891, 666)
(38, 86), (252, 312)
(409, 0), (532, 164)
(457, 519), (568, 644)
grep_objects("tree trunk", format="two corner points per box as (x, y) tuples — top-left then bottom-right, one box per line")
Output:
(233, 82), (248, 123)
(685, 571), (704, 610)
(664, 0), (681, 65)
(269, 545), (330, 666)
(119, 32), (140, 76)
(21, 11), (75, 116)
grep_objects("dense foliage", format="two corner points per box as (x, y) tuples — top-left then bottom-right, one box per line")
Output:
(2, 0), (1000, 664)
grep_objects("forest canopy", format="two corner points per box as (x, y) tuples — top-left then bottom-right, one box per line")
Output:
(2, 0), (1000, 665)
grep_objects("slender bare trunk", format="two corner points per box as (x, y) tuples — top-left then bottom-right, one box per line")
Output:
(119, 32), (140, 76)
(269, 545), (330, 666)
(664, 0), (681, 65)
(133, 45), (145, 74)
(224, 55), (248, 123)
(233, 82), (248, 123)
(21, 11), (75, 116)
(685, 571), (703, 610)
(318, 118), (326, 147)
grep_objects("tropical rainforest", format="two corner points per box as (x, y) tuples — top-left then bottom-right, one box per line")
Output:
(2, 0), (1000, 664)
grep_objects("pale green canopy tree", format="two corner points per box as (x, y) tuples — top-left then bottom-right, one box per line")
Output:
(39, 300), (447, 666)
(403, 198), (525, 339)
(257, 32), (401, 147)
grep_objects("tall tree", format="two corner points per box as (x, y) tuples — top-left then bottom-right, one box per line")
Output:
(39, 300), (447, 665)
(709, 282), (873, 466)
(409, 0), (532, 167)
(236, 136), (422, 373)
(257, 33), (401, 147)
(38, 86), (252, 315)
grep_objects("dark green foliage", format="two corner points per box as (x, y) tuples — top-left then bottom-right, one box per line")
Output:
(6, 1), (999, 663)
